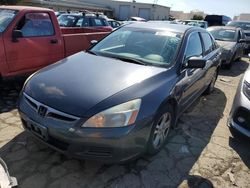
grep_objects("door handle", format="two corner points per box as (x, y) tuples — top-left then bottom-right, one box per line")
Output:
(50, 39), (58, 44)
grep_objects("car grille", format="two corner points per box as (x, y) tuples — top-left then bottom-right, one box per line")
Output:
(23, 93), (79, 123)
(233, 107), (250, 131)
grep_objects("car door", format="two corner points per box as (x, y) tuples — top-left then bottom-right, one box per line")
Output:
(178, 31), (206, 111)
(200, 32), (220, 88)
(4, 12), (64, 73)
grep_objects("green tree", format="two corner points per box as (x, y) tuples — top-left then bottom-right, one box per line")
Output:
(192, 14), (204, 20)
(0, 0), (22, 5)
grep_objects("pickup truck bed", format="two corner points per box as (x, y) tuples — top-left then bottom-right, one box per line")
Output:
(0, 6), (112, 78)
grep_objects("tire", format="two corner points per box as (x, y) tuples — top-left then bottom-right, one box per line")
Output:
(147, 104), (174, 155)
(229, 126), (241, 138)
(204, 71), (217, 95)
(224, 52), (237, 70)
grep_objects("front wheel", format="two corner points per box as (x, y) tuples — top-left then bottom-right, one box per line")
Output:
(147, 105), (174, 155)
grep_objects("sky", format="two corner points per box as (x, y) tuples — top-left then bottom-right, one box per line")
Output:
(116, 0), (250, 18)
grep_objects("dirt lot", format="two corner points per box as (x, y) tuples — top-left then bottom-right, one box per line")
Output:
(0, 58), (250, 188)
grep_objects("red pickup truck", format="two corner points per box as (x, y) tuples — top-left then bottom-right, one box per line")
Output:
(0, 6), (112, 78)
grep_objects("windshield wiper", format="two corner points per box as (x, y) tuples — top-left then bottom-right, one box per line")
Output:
(115, 56), (147, 66)
(85, 50), (97, 56)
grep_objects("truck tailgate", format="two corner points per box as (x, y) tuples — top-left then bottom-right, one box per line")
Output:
(63, 32), (109, 57)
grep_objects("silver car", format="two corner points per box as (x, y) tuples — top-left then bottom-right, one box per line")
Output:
(208, 26), (246, 69)
(227, 21), (250, 53)
(228, 66), (250, 138)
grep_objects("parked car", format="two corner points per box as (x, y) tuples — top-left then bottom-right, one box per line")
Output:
(183, 20), (208, 29)
(208, 26), (246, 69)
(107, 18), (121, 29)
(228, 65), (250, 138)
(227, 21), (250, 53)
(0, 6), (111, 79)
(205, 15), (232, 27)
(57, 13), (111, 29)
(18, 22), (221, 162)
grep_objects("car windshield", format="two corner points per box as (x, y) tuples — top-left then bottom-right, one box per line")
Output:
(0, 9), (18, 33)
(90, 27), (182, 67)
(209, 28), (236, 42)
(227, 22), (250, 31)
(58, 14), (79, 27)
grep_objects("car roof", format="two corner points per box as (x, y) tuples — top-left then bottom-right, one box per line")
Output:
(208, 26), (238, 30)
(59, 13), (105, 19)
(123, 22), (197, 34)
(0, 5), (52, 12)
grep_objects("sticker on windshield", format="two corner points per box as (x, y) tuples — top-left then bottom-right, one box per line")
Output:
(155, 31), (179, 38)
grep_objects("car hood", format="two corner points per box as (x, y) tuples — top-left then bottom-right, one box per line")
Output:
(216, 40), (236, 50)
(24, 52), (165, 117)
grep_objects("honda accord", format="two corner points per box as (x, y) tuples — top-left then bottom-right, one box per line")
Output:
(18, 22), (221, 162)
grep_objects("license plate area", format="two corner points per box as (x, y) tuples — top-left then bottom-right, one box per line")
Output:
(26, 120), (48, 141)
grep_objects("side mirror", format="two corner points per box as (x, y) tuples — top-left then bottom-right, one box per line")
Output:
(184, 57), (206, 69)
(90, 40), (98, 46)
(12, 30), (23, 42)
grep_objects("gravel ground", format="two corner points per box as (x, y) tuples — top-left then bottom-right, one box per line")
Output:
(0, 58), (249, 188)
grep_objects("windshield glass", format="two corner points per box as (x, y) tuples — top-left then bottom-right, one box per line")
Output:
(0, 9), (18, 33)
(208, 28), (236, 42)
(227, 22), (250, 31)
(91, 27), (182, 67)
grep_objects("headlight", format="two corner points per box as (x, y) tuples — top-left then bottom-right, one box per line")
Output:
(243, 80), (250, 100)
(81, 99), (141, 128)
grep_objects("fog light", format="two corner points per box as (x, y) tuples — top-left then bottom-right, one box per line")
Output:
(237, 117), (245, 123)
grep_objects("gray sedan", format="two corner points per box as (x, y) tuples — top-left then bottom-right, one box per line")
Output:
(208, 26), (246, 69)
(228, 66), (250, 138)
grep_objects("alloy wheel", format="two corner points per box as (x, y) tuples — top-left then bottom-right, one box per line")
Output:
(152, 112), (171, 149)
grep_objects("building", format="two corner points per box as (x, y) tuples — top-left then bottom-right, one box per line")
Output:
(234, 13), (250, 21)
(21, 0), (170, 20)
(22, 0), (114, 17)
(170, 10), (206, 20)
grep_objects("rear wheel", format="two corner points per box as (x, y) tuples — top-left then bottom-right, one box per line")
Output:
(147, 105), (174, 155)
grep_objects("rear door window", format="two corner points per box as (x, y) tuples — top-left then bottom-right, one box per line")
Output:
(201, 32), (213, 55)
(16, 12), (54, 37)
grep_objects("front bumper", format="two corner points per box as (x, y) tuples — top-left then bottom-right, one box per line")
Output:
(228, 81), (250, 138)
(18, 94), (153, 163)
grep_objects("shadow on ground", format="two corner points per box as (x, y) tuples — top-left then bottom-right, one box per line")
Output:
(219, 59), (249, 77)
(229, 133), (250, 169)
(0, 84), (227, 188)
(0, 78), (27, 113)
